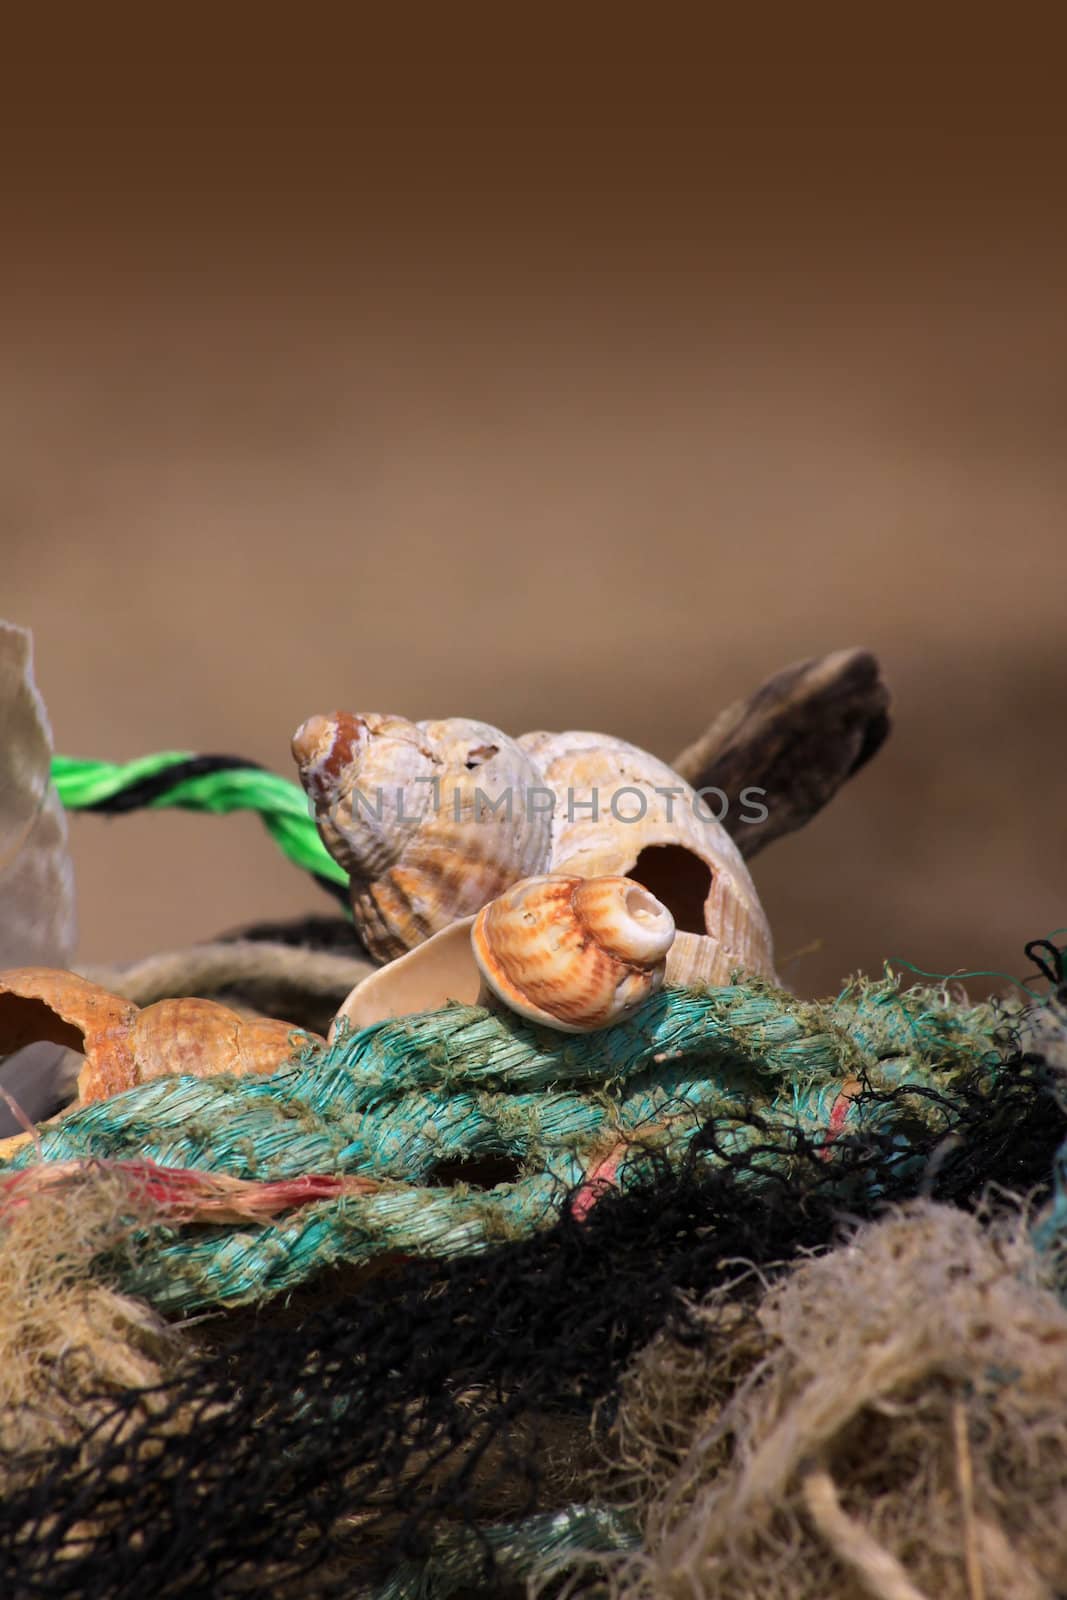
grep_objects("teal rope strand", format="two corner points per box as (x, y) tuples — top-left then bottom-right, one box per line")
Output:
(5, 1058), (966, 1194)
(369, 1504), (640, 1600)
(3, 983), (1000, 1183)
(122, 1055), (981, 1312)
(2, 982), (1007, 1313)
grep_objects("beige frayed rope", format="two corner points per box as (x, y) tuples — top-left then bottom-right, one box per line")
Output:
(79, 940), (372, 1007)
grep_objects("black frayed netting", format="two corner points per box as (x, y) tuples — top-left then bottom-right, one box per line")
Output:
(2, 1046), (1064, 1600)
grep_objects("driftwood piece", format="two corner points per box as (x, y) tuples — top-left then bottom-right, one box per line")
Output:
(671, 648), (891, 860)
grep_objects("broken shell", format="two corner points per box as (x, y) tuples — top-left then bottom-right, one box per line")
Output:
(0, 967), (320, 1108)
(517, 730), (776, 988)
(294, 708), (776, 991)
(331, 917), (480, 1036)
(116, 1000), (313, 1105)
(293, 713), (552, 960)
(0, 967), (137, 1096)
(472, 874), (674, 1032)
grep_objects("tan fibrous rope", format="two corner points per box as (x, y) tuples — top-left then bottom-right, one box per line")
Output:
(76, 941), (374, 1037)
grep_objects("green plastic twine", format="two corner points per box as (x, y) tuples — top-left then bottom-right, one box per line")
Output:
(51, 753), (347, 889)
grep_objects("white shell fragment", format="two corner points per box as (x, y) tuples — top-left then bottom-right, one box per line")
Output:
(330, 918), (479, 1037)
(518, 729), (776, 987)
(0, 622), (80, 1137)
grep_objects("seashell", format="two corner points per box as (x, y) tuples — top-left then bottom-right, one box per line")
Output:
(471, 873), (674, 1032)
(0, 968), (136, 1096)
(116, 1000), (314, 1105)
(331, 917), (480, 1036)
(293, 713), (552, 961)
(0, 967), (320, 1108)
(330, 873), (674, 1036)
(516, 730), (776, 988)
(294, 707), (776, 991)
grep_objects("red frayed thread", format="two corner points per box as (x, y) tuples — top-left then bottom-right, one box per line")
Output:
(819, 1078), (863, 1161)
(0, 1158), (380, 1225)
(571, 1148), (626, 1221)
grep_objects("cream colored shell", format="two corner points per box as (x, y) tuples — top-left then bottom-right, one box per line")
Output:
(331, 918), (479, 1036)
(517, 730), (775, 988)
(472, 873), (674, 1032)
(293, 713), (551, 961)
(295, 709), (776, 989)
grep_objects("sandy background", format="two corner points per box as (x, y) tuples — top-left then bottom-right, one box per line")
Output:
(2, 39), (1064, 997)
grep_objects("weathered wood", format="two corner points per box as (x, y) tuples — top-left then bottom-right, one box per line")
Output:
(671, 648), (891, 859)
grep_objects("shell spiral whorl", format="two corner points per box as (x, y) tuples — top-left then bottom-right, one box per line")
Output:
(292, 712), (552, 961)
(471, 873), (675, 1033)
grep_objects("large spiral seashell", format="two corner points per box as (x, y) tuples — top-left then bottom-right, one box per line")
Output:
(293, 713), (552, 961)
(516, 730), (776, 988)
(471, 873), (674, 1032)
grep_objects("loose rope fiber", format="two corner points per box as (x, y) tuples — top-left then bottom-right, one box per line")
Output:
(0, 979), (1012, 1314)
(51, 752), (348, 903)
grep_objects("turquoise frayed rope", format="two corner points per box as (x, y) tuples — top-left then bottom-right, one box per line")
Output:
(1, 980), (1004, 1314)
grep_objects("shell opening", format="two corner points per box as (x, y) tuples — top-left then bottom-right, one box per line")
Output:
(624, 885), (666, 924)
(628, 845), (713, 935)
(0, 992), (87, 1059)
(570, 877), (675, 967)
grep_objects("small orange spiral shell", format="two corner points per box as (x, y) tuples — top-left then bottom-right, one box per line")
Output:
(471, 874), (675, 1033)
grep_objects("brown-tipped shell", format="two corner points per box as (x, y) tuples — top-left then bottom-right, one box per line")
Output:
(471, 874), (674, 1033)
(293, 713), (552, 961)
(0, 967), (320, 1109)
(517, 730), (776, 988)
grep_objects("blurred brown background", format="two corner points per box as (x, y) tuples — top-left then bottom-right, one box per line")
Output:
(1, 32), (1064, 996)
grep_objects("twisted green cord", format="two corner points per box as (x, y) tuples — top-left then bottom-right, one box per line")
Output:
(51, 752), (347, 888)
